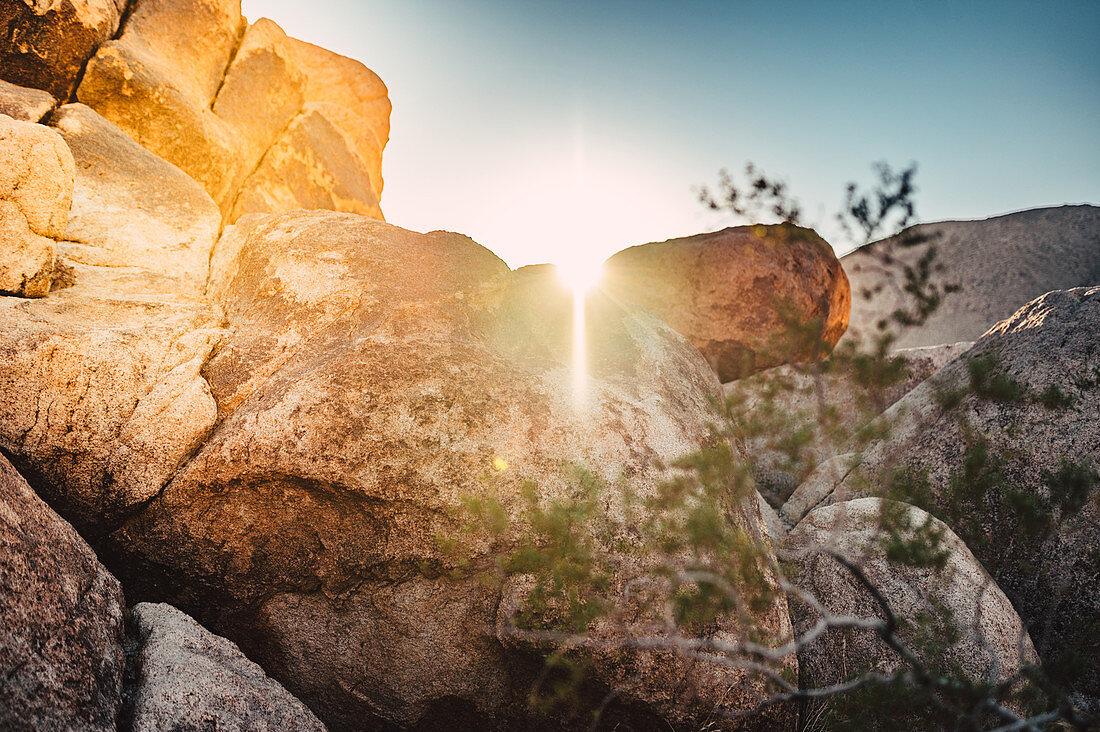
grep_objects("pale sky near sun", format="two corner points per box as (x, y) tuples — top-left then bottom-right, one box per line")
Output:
(242, 0), (1099, 273)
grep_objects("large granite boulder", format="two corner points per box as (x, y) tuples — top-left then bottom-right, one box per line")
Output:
(125, 602), (326, 731)
(0, 105), (223, 532)
(76, 1), (389, 222)
(603, 223), (850, 382)
(0, 0), (126, 98)
(842, 205), (1100, 348)
(49, 103), (222, 294)
(0, 112), (74, 297)
(787, 498), (1038, 719)
(822, 287), (1100, 707)
(0, 451), (126, 730)
(95, 211), (791, 730)
(727, 341), (973, 510)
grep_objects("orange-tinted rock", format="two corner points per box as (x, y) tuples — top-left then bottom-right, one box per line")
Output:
(603, 223), (851, 381)
(0, 0), (126, 99)
(77, 38), (243, 208)
(105, 210), (789, 730)
(230, 104), (383, 222)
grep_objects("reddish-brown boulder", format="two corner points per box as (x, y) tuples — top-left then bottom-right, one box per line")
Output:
(603, 223), (851, 382)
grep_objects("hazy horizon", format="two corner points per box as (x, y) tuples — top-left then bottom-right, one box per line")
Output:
(242, 0), (1099, 268)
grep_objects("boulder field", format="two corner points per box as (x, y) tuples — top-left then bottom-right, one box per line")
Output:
(1, 0), (1098, 729)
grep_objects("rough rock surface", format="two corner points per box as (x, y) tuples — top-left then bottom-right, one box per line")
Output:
(126, 602), (326, 732)
(825, 287), (1100, 704)
(726, 342), (971, 510)
(843, 205), (1100, 348)
(49, 103), (222, 294)
(788, 499), (1038, 707)
(603, 223), (851, 381)
(76, 3), (389, 222)
(0, 113), (74, 297)
(77, 9), (245, 208)
(0, 0), (127, 98)
(231, 104), (383, 222)
(95, 211), (791, 731)
(0, 78), (57, 121)
(0, 451), (125, 731)
(286, 35), (389, 197)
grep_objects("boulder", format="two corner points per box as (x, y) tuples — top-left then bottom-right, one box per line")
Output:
(125, 602), (326, 731)
(230, 104), (383, 223)
(603, 223), (851, 382)
(287, 36), (389, 197)
(0, 113), (74, 297)
(826, 287), (1100, 705)
(780, 453), (859, 528)
(842, 205), (1100, 348)
(77, 36), (244, 209)
(0, 78), (57, 121)
(101, 211), (790, 730)
(0, 262), (223, 534)
(787, 498), (1038, 719)
(212, 17), (306, 212)
(725, 342), (970, 510)
(0, 0), (126, 98)
(49, 103), (222, 294)
(0, 451), (125, 731)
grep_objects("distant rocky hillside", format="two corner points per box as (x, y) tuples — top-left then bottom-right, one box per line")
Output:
(842, 205), (1100, 348)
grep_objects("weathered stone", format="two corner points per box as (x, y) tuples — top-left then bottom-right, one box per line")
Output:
(603, 223), (851, 382)
(77, 38), (243, 208)
(116, 0), (244, 106)
(780, 452), (859, 528)
(104, 211), (790, 730)
(0, 263), (223, 533)
(828, 287), (1100, 705)
(49, 103), (221, 294)
(0, 113), (74, 297)
(842, 205), (1100, 348)
(287, 35), (389, 196)
(230, 104), (383, 222)
(757, 489), (787, 543)
(0, 0), (126, 99)
(726, 343), (969, 510)
(126, 602), (326, 732)
(0, 451), (125, 731)
(788, 498), (1038, 718)
(213, 18), (306, 212)
(0, 78), (57, 121)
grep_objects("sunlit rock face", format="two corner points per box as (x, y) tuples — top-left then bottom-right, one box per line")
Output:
(0, 113), (74, 297)
(822, 287), (1100, 708)
(0, 452), (126, 731)
(75, 0), (388, 222)
(0, 0), (127, 99)
(603, 223), (851, 382)
(0, 103), (223, 534)
(88, 210), (793, 730)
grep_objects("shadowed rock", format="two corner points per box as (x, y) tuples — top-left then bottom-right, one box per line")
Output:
(0, 452), (125, 731)
(0, 0), (126, 98)
(126, 602), (326, 732)
(788, 498), (1038, 720)
(0, 78), (57, 121)
(824, 287), (1100, 707)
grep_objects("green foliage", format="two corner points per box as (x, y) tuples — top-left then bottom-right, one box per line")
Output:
(966, 355), (1027, 403)
(1037, 383), (1075, 410)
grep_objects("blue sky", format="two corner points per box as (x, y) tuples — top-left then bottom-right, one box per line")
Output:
(243, 0), (1099, 267)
